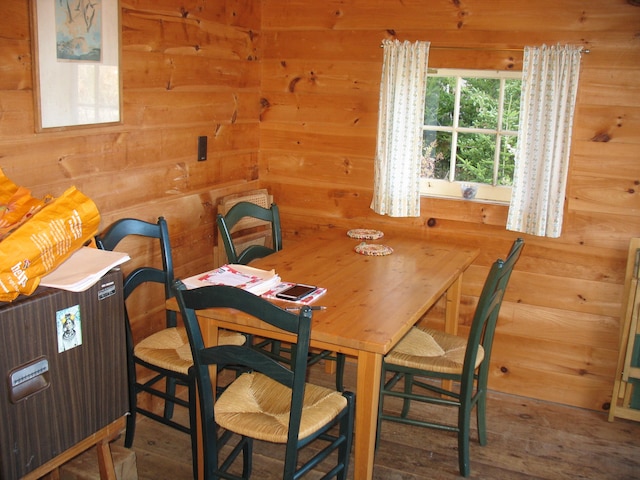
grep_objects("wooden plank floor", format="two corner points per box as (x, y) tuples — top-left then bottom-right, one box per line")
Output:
(113, 361), (640, 479)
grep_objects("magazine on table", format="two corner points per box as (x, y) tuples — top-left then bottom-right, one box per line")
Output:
(182, 264), (281, 295)
(182, 264), (326, 304)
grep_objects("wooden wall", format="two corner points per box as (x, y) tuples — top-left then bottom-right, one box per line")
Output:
(0, 0), (639, 413)
(259, 0), (640, 411)
(0, 0), (263, 405)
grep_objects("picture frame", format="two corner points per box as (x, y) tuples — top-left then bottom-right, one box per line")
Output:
(30, 0), (122, 132)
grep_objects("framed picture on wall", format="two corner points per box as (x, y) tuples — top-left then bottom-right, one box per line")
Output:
(30, 0), (121, 132)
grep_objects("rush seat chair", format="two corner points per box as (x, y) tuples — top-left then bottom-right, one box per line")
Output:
(173, 283), (355, 480)
(217, 195), (346, 391)
(96, 217), (245, 478)
(378, 238), (524, 477)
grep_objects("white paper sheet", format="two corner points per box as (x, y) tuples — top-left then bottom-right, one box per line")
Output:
(41, 247), (130, 292)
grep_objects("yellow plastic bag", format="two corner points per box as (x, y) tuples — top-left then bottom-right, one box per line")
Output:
(0, 170), (53, 241)
(0, 181), (101, 302)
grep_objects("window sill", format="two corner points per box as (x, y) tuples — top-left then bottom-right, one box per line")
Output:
(420, 179), (511, 205)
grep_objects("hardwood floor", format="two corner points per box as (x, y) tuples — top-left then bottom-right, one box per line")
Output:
(113, 361), (640, 479)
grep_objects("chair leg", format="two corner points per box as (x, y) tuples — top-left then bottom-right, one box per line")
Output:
(337, 392), (355, 480)
(477, 392), (488, 446)
(124, 405), (136, 448)
(458, 401), (472, 477)
(164, 376), (177, 419)
(401, 373), (412, 418)
(187, 372), (198, 480)
(242, 437), (253, 478)
(271, 340), (283, 357)
(124, 357), (138, 448)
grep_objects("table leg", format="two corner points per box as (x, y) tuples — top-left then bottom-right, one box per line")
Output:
(444, 272), (463, 335)
(443, 272), (464, 392)
(353, 350), (383, 480)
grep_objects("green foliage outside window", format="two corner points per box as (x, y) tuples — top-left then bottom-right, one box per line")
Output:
(421, 73), (521, 187)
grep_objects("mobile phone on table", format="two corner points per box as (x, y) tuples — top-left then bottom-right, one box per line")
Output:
(275, 284), (318, 301)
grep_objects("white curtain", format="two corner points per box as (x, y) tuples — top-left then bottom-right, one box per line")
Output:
(507, 45), (582, 238)
(371, 39), (430, 217)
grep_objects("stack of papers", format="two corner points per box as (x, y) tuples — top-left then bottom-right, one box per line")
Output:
(40, 247), (131, 292)
(182, 264), (281, 296)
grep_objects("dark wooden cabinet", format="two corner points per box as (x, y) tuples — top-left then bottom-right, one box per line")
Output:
(0, 270), (128, 479)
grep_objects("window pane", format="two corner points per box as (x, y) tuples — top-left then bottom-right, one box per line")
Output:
(459, 78), (499, 129)
(424, 77), (455, 126)
(455, 133), (496, 183)
(421, 69), (521, 201)
(503, 79), (522, 131)
(498, 135), (517, 185)
(421, 130), (451, 180)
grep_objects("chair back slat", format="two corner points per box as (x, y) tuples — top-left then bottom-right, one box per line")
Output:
(217, 194), (282, 265)
(220, 189), (273, 232)
(96, 217), (174, 304)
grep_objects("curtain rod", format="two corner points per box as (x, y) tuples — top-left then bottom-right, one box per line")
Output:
(379, 44), (591, 54)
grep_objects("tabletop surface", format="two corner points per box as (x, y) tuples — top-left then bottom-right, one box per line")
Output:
(191, 228), (479, 356)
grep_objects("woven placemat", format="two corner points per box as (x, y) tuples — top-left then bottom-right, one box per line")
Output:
(354, 242), (393, 256)
(347, 229), (384, 240)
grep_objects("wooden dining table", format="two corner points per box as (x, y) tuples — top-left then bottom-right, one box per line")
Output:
(170, 228), (478, 479)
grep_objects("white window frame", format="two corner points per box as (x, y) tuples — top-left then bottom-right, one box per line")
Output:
(420, 68), (522, 204)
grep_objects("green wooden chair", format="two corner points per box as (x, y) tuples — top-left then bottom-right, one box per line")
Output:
(217, 201), (282, 265)
(96, 217), (245, 479)
(217, 200), (285, 363)
(378, 238), (524, 477)
(173, 283), (355, 480)
(217, 200), (346, 391)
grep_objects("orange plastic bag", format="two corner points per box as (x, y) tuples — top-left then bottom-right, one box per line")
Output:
(0, 176), (101, 301)
(0, 171), (53, 241)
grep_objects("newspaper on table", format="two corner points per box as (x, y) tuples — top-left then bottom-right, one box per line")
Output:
(182, 264), (281, 296)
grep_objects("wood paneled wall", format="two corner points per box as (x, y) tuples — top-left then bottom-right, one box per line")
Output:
(0, 0), (639, 412)
(0, 0), (263, 387)
(259, 0), (640, 411)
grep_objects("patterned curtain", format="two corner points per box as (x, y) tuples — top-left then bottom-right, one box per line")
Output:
(507, 45), (583, 238)
(371, 40), (430, 217)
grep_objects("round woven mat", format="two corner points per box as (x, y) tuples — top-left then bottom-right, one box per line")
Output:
(354, 242), (393, 256)
(347, 229), (384, 240)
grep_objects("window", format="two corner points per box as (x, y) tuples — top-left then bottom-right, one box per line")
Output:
(420, 69), (522, 203)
